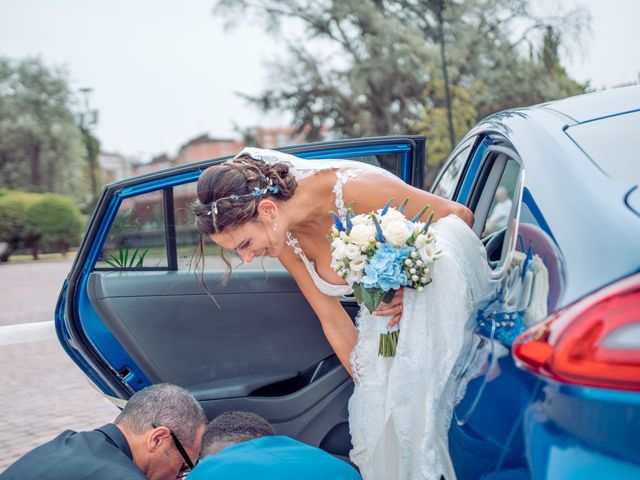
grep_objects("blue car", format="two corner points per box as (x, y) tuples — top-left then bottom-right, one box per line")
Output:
(56, 85), (640, 478)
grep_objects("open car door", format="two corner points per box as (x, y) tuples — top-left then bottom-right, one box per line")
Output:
(55, 136), (425, 456)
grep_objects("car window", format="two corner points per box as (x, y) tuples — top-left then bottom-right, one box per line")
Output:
(467, 146), (522, 271)
(96, 191), (168, 269)
(431, 142), (473, 199)
(356, 153), (401, 176)
(482, 160), (519, 238)
(565, 110), (640, 185)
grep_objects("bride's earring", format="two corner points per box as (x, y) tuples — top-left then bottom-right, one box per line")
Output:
(273, 222), (278, 232)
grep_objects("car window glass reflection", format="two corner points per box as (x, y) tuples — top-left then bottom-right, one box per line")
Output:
(96, 192), (168, 269)
(432, 145), (472, 199)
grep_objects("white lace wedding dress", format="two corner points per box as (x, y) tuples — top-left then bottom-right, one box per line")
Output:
(235, 148), (491, 480)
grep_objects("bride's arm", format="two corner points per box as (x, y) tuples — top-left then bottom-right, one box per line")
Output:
(347, 171), (474, 226)
(279, 248), (357, 376)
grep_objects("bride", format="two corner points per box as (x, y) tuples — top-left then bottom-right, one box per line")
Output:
(194, 147), (490, 480)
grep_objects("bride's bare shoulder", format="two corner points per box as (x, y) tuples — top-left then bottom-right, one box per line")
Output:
(343, 170), (474, 226)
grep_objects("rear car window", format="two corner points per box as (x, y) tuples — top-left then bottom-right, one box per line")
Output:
(565, 110), (640, 185)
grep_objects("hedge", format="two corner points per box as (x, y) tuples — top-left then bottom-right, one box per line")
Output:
(0, 191), (84, 261)
(24, 194), (85, 259)
(0, 191), (41, 261)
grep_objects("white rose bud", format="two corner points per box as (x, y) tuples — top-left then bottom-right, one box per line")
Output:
(416, 259), (424, 267)
(420, 276), (428, 284)
(404, 258), (413, 266)
(417, 286), (424, 292)
(410, 251), (418, 258)
(410, 268), (416, 274)
(411, 274), (419, 281)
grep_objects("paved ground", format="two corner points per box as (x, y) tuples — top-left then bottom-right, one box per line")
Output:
(0, 259), (119, 472)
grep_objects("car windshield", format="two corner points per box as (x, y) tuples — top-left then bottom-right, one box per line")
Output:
(565, 110), (640, 186)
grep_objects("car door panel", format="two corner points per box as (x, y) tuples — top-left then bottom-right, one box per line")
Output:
(86, 270), (354, 391)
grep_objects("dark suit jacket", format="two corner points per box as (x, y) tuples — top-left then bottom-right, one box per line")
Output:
(0, 424), (146, 479)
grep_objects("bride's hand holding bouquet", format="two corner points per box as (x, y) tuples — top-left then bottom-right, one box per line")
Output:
(328, 198), (442, 357)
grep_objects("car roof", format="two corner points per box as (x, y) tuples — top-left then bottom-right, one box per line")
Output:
(535, 84), (640, 123)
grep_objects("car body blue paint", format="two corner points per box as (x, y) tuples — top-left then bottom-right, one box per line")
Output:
(446, 86), (640, 479)
(295, 143), (413, 181)
(54, 280), (118, 397)
(457, 137), (491, 204)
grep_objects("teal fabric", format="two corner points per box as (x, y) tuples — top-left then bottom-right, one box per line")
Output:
(188, 436), (361, 480)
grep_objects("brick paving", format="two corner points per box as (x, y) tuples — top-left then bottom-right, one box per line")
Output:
(0, 260), (119, 472)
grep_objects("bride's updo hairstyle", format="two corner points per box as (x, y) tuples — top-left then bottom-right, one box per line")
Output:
(194, 154), (298, 235)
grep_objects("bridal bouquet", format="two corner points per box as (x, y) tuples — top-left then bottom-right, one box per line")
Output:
(328, 198), (441, 357)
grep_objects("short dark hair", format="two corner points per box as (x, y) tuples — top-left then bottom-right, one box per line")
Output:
(201, 411), (275, 456)
(114, 383), (206, 447)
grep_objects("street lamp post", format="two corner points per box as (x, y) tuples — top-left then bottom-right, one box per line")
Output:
(78, 88), (99, 207)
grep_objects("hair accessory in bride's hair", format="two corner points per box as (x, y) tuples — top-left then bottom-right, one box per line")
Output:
(208, 178), (279, 219)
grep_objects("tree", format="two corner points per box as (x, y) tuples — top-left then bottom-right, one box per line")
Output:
(413, 78), (479, 186)
(0, 57), (90, 203)
(214, 0), (590, 172)
(216, 0), (433, 139)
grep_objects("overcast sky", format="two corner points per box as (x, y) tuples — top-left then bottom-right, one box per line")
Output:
(0, 0), (638, 161)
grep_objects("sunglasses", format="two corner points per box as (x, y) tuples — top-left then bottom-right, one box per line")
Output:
(152, 423), (196, 478)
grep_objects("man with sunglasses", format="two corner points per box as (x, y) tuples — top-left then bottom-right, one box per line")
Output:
(0, 383), (206, 480)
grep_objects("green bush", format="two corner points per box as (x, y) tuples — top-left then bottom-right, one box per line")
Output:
(24, 194), (85, 259)
(0, 191), (41, 261)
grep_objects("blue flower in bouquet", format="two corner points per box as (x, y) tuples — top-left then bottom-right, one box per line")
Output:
(361, 243), (411, 291)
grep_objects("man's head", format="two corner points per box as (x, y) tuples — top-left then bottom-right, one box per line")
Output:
(495, 185), (509, 202)
(200, 411), (276, 457)
(115, 383), (207, 480)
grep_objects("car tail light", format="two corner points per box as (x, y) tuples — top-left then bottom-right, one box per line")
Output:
(513, 273), (640, 391)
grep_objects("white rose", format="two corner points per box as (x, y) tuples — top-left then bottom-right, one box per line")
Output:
(382, 219), (411, 247)
(344, 243), (362, 259)
(378, 208), (406, 226)
(349, 223), (375, 247)
(351, 214), (372, 227)
(349, 255), (367, 272)
(331, 238), (347, 260)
